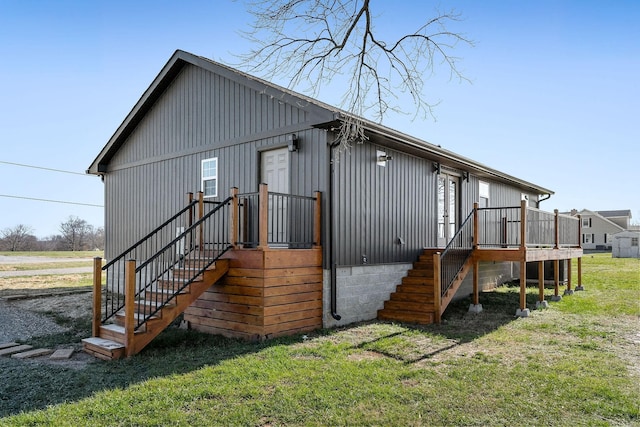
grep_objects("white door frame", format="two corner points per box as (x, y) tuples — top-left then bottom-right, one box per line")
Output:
(437, 172), (460, 248)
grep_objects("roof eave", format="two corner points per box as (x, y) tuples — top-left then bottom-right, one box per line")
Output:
(316, 114), (554, 196)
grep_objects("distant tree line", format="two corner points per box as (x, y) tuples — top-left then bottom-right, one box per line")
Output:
(0, 216), (104, 251)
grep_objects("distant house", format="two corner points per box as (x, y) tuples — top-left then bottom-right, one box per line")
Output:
(565, 209), (626, 251)
(612, 230), (640, 258)
(597, 210), (633, 230)
(83, 50), (583, 359)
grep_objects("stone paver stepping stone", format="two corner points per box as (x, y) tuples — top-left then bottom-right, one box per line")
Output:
(12, 348), (53, 359)
(0, 344), (33, 356)
(0, 342), (19, 350)
(50, 348), (75, 360)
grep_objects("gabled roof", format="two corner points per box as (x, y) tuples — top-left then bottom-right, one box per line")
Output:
(88, 50), (553, 196)
(574, 209), (625, 231)
(596, 210), (632, 219)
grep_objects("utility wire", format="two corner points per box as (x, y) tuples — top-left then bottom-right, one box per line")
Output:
(0, 194), (103, 207)
(0, 160), (90, 176)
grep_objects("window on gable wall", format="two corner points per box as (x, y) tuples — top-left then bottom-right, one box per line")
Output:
(201, 158), (218, 198)
(479, 181), (490, 208)
(582, 218), (591, 228)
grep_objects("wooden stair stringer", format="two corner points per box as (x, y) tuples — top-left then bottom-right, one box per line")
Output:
(83, 259), (230, 359)
(377, 249), (477, 325)
(377, 249), (439, 325)
(438, 255), (474, 317)
(127, 259), (230, 356)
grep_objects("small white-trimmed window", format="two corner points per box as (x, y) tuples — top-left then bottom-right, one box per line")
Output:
(632, 237), (639, 247)
(201, 158), (218, 198)
(479, 181), (490, 208)
(582, 218), (591, 228)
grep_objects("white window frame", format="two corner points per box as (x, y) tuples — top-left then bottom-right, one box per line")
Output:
(582, 218), (591, 228)
(201, 157), (218, 198)
(632, 237), (639, 247)
(479, 181), (490, 208)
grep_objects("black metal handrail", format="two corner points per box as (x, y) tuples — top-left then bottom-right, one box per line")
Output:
(440, 209), (474, 298)
(476, 206), (521, 248)
(102, 196), (232, 328)
(235, 191), (317, 248)
(103, 200), (198, 270)
(268, 192), (316, 247)
(131, 197), (232, 329)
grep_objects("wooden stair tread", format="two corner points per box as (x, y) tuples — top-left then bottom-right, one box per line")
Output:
(82, 337), (125, 350)
(383, 300), (434, 312)
(378, 308), (434, 324)
(388, 292), (434, 303)
(87, 258), (230, 360)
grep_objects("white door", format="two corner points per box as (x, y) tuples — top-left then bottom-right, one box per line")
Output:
(261, 147), (289, 245)
(437, 174), (459, 248)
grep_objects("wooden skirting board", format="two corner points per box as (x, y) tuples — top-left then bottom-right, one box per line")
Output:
(184, 247), (323, 340)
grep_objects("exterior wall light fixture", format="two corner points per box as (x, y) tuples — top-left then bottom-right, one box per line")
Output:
(287, 134), (298, 152)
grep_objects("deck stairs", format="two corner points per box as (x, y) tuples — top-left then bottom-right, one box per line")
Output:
(82, 254), (229, 360)
(378, 248), (474, 325)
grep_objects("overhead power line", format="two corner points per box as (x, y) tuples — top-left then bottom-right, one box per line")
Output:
(0, 194), (103, 207)
(0, 160), (91, 176)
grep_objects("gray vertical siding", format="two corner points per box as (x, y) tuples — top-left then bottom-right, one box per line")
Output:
(103, 64), (327, 258)
(332, 142), (438, 266)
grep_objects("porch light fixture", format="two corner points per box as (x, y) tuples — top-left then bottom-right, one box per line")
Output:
(287, 133), (298, 152)
(376, 150), (392, 166)
(433, 162), (441, 174)
(462, 171), (469, 182)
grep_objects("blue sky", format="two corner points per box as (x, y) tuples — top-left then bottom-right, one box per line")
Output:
(0, 0), (638, 238)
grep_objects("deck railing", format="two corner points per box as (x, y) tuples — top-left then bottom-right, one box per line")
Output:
(232, 183), (321, 249)
(476, 201), (581, 249)
(439, 209), (475, 299)
(526, 207), (555, 247)
(476, 206), (521, 248)
(100, 195), (200, 325)
(100, 193), (232, 329)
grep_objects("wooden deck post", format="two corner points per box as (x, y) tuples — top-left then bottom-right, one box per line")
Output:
(576, 214), (585, 291)
(538, 261), (545, 303)
(517, 201), (528, 315)
(125, 259), (136, 357)
(473, 202), (479, 249)
(92, 257), (102, 337)
(553, 259), (560, 298)
(197, 191), (204, 250)
(472, 259), (479, 306)
(576, 257), (584, 290)
(554, 209), (560, 249)
(229, 187), (239, 249)
(562, 258), (574, 297)
(519, 260), (527, 312)
(313, 191), (322, 248)
(258, 183), (269, 249)
(433, 252), (442, 324)
(520, 199), (527, 251)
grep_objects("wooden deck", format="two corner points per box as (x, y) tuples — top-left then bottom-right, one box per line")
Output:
(379, 201), (585, 325)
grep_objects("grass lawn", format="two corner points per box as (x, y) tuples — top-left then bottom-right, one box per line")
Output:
(1, 253), (638, 426)
(0, 251), (102, 258)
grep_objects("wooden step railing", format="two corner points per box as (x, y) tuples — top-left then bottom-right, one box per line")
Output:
(433, 208), (475, 322)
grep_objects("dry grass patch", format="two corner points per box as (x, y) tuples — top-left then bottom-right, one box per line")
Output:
(0, 273), (93, 297)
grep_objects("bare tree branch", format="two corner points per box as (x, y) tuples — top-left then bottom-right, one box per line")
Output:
(238, 0), (473, 151)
